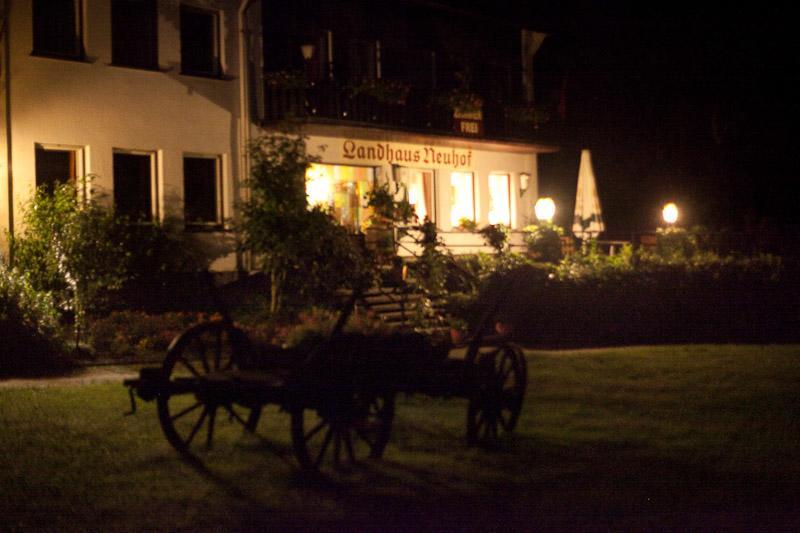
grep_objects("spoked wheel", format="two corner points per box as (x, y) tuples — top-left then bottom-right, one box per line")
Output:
(467, 343), (527, 446)
(291, 391), (395, 475)
(156, 321), (263, 458)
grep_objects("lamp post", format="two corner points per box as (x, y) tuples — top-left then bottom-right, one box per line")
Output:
(534, 197), (556, 223)
(662, 202), (679, 226)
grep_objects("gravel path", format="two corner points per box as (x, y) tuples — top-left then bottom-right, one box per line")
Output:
(0, 365), (140, 388)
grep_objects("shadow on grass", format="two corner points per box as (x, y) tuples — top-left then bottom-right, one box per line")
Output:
(167, 426), (800, 530)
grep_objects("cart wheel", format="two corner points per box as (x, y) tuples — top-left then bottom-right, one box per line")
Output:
(291, 392), (395, 474)
(467, 343), (527, 446)
(157, 321), (262, 458)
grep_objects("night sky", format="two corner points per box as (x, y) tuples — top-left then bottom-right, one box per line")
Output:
(527, 3), (800, 236)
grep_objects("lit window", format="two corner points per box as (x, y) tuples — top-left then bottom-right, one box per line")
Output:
(184, 156), (222, 226)
(450, 171), (474, 227)
(305, 163), (374, 232)
(32, 0), (83, 59)
(180, 4), (221, 76)
(113, 151), (156, 221)
(488, 173), (511, 225)
(111, 0), (158, 69)
(396, 168), (435, 222)
(35, 146), (77, 194)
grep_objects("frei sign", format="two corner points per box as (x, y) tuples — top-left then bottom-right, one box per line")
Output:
(341, 139), (473, 169)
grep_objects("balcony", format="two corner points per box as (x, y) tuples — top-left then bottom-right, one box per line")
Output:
(259, 76), (555, 143)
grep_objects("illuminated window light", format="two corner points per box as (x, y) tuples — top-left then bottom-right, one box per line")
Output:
(450, 171), (474, 226)
(488, 174), (511, 225)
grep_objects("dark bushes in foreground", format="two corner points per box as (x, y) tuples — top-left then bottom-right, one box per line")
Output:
(494, 255), (799, 346)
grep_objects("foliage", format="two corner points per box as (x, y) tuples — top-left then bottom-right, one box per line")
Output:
(457, 218), (478, 232)
(523, 222), (564, 263)
(0, 262), (67, 376)
(238, 132), (371, 314)
(479, 224), (510, 254)
(409, 220), (449, 297)
(505, 103), (552, 128)
(348, 79), (411, 105)
(364, 181), (415, 225)
(10, 183), (199, 345)
(264, 70), (308, 90)
(85, 311), (204, 361)
(11, 183), (130, 346)
(438, 88), (483, 114)
(648, 226), (716, 262)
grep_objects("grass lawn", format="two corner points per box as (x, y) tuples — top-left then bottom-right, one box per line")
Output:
(1, 344), (799, 531)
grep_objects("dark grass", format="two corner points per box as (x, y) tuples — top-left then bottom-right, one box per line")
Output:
(1, 344), (799, 531)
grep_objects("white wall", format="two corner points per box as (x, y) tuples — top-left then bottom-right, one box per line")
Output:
(1, 0), (241, 269)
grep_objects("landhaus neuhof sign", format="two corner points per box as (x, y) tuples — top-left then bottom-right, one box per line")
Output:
(342, 139), (472, 169)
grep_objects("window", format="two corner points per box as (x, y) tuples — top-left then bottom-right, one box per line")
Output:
(450, 171), (474, 227)
(306, 163), (374, 232)
(32, 0), (83, 59)
(35, 146), (77, 194)
(113, 151), (156, 221)
(180, 4), (220, 76)
(111, 0), (158, 69)
(183, 156), (222, 226)
(395, 167), (435, 222)
(488, 173), (511, 225)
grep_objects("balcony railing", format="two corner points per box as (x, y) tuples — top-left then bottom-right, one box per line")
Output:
(260, 78), (553, 142)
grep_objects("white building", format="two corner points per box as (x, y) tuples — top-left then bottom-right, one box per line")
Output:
(0, 0), (557, 269)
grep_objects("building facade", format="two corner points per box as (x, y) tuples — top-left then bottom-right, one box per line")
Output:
(1, 0), (557, 268)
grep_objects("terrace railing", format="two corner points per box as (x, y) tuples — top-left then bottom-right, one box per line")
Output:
(261, 78), (552, 142)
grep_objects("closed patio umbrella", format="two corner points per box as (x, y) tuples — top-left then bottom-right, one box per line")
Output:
(572, 149), (605, 239)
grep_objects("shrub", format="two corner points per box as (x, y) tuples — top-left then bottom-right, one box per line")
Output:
(502, 253), (798, 346)
(85, 310), (205, 361)
(523, 222), (564, 263)
(0, 262), (68, 376)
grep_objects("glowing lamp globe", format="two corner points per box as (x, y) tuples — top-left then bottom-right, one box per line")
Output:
(662, 202), (679, 225)
(534, 197), (556, 223)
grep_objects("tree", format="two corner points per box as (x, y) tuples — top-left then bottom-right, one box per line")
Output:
(238, 132), (370, 314)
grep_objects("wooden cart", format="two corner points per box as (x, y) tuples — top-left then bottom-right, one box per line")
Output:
(123, 282), (527, 475)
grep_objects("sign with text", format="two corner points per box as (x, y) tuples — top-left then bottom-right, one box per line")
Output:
(342, 139), (473, 169)
(453, 109), (483, 137)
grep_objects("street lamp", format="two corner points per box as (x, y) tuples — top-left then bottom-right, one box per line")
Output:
(534, 197), (556, 223)
(662, 202), (679, 225)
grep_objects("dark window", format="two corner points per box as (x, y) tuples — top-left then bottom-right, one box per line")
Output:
(35, 147), (76, 194)
(32, 0), (83, 59)
(183, 156), (220, 225)
(180, 5), (220, 76)
(113, 152), (153, 221)
(111, 0), (158, 69)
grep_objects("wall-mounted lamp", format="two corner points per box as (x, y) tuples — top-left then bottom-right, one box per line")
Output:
(300, 44), (315, 61)
(519, 172), (530, 197)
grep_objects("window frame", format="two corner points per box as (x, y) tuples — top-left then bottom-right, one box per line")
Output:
(31, 0), (85, 60)
(182, 154), (224, 229)
(112, 149), (159, 222)
(179, 3), (222, 78)
(34, 143), (87, 199)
